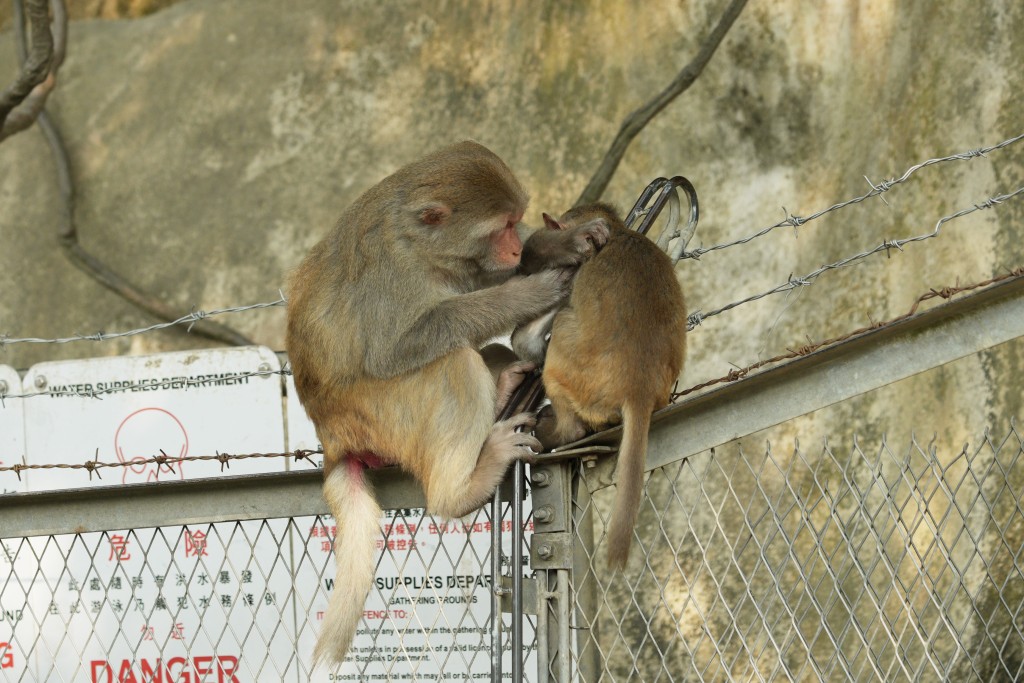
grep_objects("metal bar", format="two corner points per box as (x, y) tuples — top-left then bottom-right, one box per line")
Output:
(536, 569), (550, 683)
(573, 273), (1024, 488)
(1, 469), (323, 538)
(571, 469), (601, 683)
(490, 488), (504, 683)
(556, 569), (572, 683)
(0, 466), (524, 539)
(0, 467), (418, 539)
(512, 460), (524, 682)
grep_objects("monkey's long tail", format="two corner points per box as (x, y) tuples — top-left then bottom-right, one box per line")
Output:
(313, 459), (382, 671)
(605, 401), (651, 571)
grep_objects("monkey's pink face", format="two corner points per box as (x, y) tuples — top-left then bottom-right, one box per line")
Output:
(489, 215), (524, 270)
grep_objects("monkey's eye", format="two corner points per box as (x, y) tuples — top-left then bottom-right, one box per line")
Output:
(419, 205), (451, 226)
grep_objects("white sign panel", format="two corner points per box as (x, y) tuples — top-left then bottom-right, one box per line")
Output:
(285, 370), (536, 680)
(0, 365), (27, 679)
(0, 365), (25, 495)
(13, 347), (292, 681)
(22, 346), (285, 491)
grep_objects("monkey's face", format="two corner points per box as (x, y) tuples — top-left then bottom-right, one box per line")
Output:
(409, 202), (525, 275)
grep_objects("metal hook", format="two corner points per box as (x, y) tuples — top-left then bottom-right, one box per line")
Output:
(624, 177), (699, 262)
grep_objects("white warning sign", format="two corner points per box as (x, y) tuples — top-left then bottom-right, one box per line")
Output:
(21, 346), (286, 491)
(0, 366), (27, 679)
(0, 365), (25, 495)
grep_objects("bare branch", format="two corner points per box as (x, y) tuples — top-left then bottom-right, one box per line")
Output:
(574, 0), (749, 207)
(0, 0), (58, 142)
(6, 0), (253, 346)
(33, 113), (256, 346)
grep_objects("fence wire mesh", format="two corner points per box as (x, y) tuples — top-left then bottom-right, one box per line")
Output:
(571, 426), (1024, 683)
(0, 503), (529, 682)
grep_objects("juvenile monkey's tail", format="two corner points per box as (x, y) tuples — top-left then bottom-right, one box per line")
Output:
(313, 459), (381, 671)
(605, 401), (651, 571)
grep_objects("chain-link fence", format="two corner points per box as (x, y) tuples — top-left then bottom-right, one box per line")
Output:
(4, 424), (1024, 681)
(566, 428), (1024, 682)
(1, 499), (531, 681)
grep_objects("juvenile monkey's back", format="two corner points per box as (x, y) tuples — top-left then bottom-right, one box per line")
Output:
(574, 229), (685, 356)
(547, 225), (687, 417)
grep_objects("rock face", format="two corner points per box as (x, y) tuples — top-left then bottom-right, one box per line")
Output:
(0, 0), (1022, 676)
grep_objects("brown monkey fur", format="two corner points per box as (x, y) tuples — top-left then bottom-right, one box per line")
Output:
(513, 203), (686, 570)
(286, 142), (609, 669)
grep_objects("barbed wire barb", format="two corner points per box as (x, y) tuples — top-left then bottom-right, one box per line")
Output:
(686, 132), (1023, 259)
(689, 185), (1024, 328)
(0, 295), (287, 349)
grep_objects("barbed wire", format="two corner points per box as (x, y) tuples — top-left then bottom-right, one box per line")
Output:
(686, 185), (1024, 329)
(681, 132), (1024, 260)
(6, 269), (1020, 478)
(0, 295), (286, 349)
(1, 186), (1021, 399)
(2, 135), (1019, 350)
(0, 447), (323, 481)
(0, 365), (293, 402)
(674, 267), (1024, 400)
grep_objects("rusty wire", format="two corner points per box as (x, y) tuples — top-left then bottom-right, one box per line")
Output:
(2, 135), (1019, 351)
(0, 295), (286, 349)
(674, 267), (1024, 400)
(0, 447), (323, 481)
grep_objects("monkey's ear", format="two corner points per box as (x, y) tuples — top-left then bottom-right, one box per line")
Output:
(542, 213), (566, 231)
(418, 203), (452, 226)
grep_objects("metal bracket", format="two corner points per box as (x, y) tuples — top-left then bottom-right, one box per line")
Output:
(500, 575), (539, 616)
(528, 461), (571, 534)
(622, 175), (700, 266)
(530, 531), (574, 570)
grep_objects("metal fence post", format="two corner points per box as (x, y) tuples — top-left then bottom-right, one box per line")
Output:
(529, 459), (574, 681)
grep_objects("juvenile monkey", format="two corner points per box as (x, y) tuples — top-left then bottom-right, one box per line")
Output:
(512, 203), (687, 570)
(286, 142), (608, 669)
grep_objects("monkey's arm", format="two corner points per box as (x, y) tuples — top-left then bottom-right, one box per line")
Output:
(363, 270), (570, 379)
(519, 219), (611, 274)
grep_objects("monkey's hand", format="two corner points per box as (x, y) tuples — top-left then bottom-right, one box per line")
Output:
(520, 218), (611, 273)
(485, 412), (542, 465)
(495, 360), (537, 418)
(504, 267), (575, 310)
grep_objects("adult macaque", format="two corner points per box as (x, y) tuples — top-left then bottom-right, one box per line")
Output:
(512, 203), (687, 570)
(286, 141), (608, 668)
